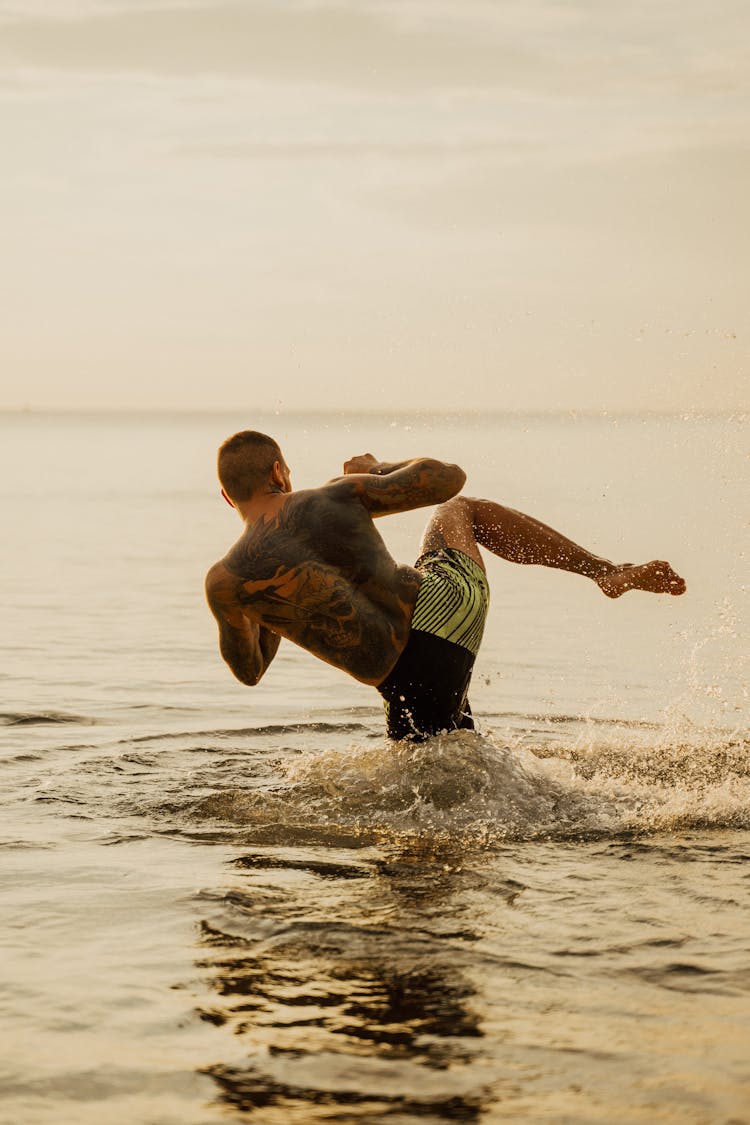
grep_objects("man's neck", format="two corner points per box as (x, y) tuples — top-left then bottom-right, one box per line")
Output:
(236, 487), (292, 525)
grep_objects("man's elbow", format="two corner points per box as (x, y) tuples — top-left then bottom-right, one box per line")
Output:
(220, 648), (264, 686)
(450, 464), (467, 496)
(425, 459), (465, 502)
(228, 663), (263, 687)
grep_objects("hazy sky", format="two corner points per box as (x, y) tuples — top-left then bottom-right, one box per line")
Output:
(2, 0), (748, 413)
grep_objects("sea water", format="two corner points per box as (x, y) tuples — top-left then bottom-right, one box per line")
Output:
(1, 411), (748, 1124)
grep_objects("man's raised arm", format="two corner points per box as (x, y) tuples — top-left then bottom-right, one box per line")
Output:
(338, 453), (466, 517)
(205, 563), (281, 686)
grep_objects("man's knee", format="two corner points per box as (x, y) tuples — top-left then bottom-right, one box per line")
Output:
(421, 495), (483, 562)
(433, 494), (476, 528)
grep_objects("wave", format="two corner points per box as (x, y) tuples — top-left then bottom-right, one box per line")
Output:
(123, 720), (373, 746)
(0, 710), (96, 727)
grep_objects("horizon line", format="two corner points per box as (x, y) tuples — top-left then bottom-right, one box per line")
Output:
(2, 406), (746, 420)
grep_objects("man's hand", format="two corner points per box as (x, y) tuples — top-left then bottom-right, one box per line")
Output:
(344, 453), (379, 475)
(343, 454), (428, 477)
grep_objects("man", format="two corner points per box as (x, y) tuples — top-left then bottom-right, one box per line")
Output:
(205, 430), (686, 740)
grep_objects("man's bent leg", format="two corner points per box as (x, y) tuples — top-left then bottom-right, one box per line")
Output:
(420, 497), (686, 596)
(419, 496), (486, 570)
(380, 524), (491, 739)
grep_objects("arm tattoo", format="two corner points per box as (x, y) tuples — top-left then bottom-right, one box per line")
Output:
(362, 459), (462, 515)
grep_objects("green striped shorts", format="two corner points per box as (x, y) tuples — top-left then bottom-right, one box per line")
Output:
(411, 547), (489, 656)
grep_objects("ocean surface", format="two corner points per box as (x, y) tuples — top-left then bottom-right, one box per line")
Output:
(1, 410), (748, 1125)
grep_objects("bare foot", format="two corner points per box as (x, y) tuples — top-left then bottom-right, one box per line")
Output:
(597, 561), (686, 599)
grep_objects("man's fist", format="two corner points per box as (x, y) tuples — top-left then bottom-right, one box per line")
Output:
(343, 453), (379, 475)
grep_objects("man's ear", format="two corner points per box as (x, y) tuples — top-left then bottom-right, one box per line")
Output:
(221, 488), (235, 509)
(271, 460), (286, 490)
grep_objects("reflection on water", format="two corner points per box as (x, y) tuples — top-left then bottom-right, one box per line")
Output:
(195, 842), (500, 1121)
(185, 787), (750, 1124)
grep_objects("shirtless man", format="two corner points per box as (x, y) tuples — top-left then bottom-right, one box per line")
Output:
(205, 430), (686, 740)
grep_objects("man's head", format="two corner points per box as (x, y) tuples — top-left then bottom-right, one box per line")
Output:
(217, 430), (291, 505)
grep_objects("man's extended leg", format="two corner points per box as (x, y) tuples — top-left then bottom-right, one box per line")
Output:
(420, 496), (686, 597)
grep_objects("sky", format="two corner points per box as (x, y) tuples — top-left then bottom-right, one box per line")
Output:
(1, 0), (748, 414)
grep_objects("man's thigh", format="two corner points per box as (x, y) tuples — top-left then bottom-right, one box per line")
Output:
(419, 496), (484, 570)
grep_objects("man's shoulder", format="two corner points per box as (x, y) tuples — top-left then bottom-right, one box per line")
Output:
(274, 481), (365, 526)
(291, 479), (361, 505)
(205, 560), (239, 602)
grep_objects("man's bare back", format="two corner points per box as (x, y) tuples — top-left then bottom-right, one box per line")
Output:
(205, 446), (467, 686)
(206, 485), (423, 684)
(206, 431), (685, 738)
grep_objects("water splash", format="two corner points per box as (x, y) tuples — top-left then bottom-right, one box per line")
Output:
(187, 723), (750, 845)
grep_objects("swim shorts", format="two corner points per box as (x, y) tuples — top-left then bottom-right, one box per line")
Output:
(376, 547), (490, 741)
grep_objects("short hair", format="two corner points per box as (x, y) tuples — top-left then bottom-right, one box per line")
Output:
(217, 430), (283, 502)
